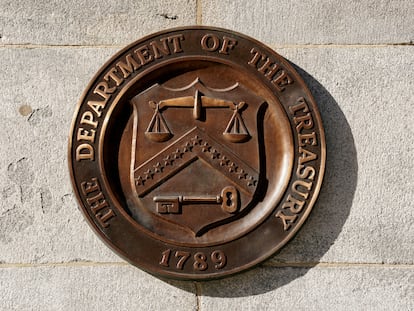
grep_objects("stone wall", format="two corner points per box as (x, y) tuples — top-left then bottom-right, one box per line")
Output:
(0, 1), (412, 310)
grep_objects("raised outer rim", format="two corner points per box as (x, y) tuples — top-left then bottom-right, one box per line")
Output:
(68, 25), (326, 280)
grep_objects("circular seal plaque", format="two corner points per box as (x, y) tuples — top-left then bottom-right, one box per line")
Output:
(69, 27), (325, 280)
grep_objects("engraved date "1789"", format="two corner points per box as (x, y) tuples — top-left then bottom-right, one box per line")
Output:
(159, 249), (227, 271)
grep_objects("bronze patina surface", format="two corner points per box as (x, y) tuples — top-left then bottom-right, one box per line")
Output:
(68, 26), (326, 280)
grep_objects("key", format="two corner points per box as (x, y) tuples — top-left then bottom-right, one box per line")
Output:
(154, 186), (238, 214)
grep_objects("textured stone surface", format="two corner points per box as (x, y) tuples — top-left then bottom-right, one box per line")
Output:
(0, 264), (196, 310)
(0, 47), (121, 263)
(198, 266), (414, 310)
(0, 0), (196, 45)
(202, 0), (414, 45)
(267, 46), (414, 265)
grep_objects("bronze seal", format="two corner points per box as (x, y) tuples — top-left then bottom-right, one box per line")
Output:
(69, 26), (325, 280)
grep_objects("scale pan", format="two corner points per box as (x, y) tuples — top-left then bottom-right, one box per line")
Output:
(222, 132), (250, 143)
(145, 132), (172, 142)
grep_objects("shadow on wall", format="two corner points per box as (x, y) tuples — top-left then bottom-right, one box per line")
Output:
(165, 63), (358, 297)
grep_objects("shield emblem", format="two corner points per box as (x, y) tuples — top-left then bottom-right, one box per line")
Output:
(127, 77), (264, 237)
